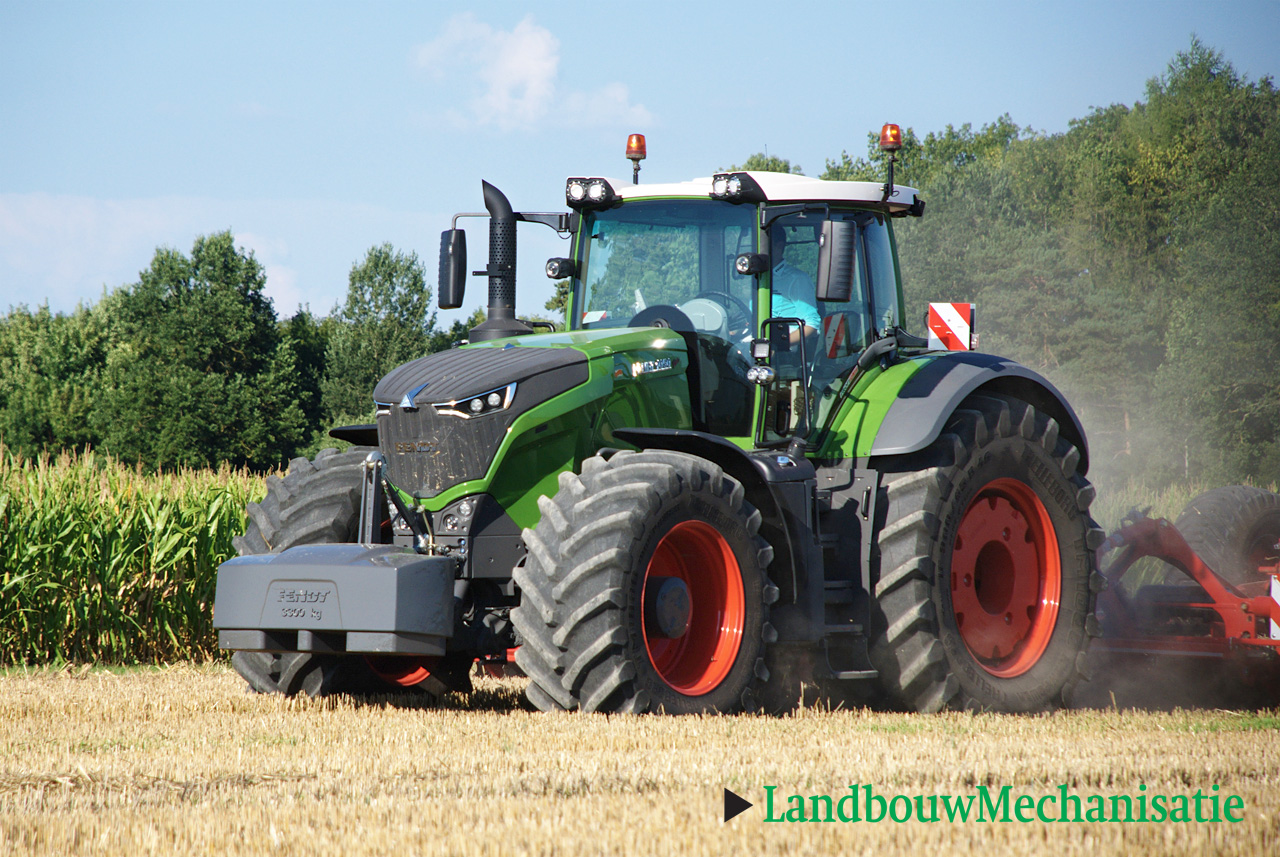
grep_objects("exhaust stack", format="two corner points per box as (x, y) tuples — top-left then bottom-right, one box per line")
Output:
(469, 181), (533, 342)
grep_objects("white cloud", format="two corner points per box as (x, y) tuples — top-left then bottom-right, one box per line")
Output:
(414, 14), (651, 131)
(562, 82), (653, 129)
(264, 264), (305, 314)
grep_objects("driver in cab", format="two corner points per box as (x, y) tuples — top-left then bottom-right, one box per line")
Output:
(769, 226), (820, 353)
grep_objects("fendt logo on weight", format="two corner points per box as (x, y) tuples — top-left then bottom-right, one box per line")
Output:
(275, 588), (330, 604)
(396, 440), (437, 454)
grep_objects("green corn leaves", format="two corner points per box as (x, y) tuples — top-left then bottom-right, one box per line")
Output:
(0, 447), (264, 666)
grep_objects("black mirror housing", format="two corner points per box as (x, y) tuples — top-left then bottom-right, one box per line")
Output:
(816, 219), (856, 303)
(438, 229), (467, 309)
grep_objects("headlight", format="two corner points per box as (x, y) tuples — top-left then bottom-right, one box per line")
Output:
(566, 177), (617, 209)
(431, 382), (517, 419)
(709, 172), (766, 203)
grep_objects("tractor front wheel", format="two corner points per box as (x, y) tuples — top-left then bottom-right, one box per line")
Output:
(870, 394), (1102, 712)
(511, 450), (777, 714)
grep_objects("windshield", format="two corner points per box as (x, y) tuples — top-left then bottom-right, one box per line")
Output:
(575, 200), (758, 436)
(576, 200), (757, 334)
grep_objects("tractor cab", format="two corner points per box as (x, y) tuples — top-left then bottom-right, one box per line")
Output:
(561, 167), (923, 449)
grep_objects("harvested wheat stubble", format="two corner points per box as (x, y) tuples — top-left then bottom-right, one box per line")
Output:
(1, 664), (1278, 856)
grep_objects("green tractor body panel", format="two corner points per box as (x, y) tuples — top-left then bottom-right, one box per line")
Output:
(810, 357), (925, 460)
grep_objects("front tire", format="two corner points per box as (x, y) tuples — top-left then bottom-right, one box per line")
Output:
(870, 394), (1102, 712)
(511, 450), (777, 714)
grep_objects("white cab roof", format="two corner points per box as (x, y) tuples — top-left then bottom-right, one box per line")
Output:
(594, 171), (920, 213)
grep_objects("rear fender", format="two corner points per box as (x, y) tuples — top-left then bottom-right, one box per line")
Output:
(868, 352), (1090, 474)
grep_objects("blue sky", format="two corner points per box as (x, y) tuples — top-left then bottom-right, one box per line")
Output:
(2, 0), (1278, 328)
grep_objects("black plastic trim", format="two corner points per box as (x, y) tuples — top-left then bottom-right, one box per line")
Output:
(329, 423), (379, 445)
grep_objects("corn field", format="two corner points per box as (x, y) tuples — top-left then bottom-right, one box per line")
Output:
(0, 447), (263, 666)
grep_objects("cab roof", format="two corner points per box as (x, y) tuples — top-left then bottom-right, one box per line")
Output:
(597, 171), (921, 214)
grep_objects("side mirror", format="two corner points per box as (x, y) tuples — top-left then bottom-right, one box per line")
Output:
(815, 219), (856, 303)
(438, 229), (467, 309)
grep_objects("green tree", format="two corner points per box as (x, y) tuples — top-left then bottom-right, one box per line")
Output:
(822, 116), (1022, 190)
(90, 231), (304, 470)
(545, 279), (571, 325)
(725, 153), (803, 174)
(279, 307), (330, 442)
(321, 244), (437, 422)
(0, 301), (112, 457)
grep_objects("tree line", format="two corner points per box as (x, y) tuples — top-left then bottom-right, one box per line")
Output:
(0, 239), (481, 470)
(2, 39), (1275, 488)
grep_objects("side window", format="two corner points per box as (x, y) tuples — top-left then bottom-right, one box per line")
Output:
(863, 217), (900, 332)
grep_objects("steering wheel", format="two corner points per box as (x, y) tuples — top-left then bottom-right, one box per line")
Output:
(693, 290), (754, 338)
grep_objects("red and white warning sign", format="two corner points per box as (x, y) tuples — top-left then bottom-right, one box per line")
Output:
(822, 314), (851, 359)
(927, 302), (975, 351)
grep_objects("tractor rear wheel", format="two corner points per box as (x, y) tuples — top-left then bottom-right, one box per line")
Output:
(511, 450), (777, 714)
(1174, 486), (1280, 586)
(230, 446), (462, 698)
(870, 394), (1102, 712)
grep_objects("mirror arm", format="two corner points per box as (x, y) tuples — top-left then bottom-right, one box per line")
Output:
(515, 212), (573, 235)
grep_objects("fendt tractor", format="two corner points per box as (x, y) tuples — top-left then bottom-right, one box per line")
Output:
(213, 127), (1280, 713)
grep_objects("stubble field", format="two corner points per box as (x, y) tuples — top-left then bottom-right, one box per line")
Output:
(2, 664), (1278, 856)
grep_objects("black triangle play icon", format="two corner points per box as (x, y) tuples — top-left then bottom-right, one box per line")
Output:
(723, 788), (753, 822)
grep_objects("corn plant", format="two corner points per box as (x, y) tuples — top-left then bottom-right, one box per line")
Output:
(0, 446), (265, 665)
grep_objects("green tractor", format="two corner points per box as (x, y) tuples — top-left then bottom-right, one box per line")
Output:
(214, 127), (1103, 713)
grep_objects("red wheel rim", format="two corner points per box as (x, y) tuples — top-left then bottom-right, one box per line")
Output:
(364, 655), (440, 688)
(641, 521), (745, 695)
(950, 478), (1061, 678)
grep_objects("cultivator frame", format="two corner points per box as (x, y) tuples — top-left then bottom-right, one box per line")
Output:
(1094, 513), (1280, 659)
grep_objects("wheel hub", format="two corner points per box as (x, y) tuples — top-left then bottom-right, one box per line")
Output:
(364, 655), (439, 688)
(642, 520), (745, 696)
(644, 575), (692, 639)
(951, 478), (1062, 677)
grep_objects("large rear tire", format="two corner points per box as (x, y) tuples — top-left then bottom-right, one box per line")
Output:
(870, 394), (1103, 712)
(1174, 486), (1280, 586)
(511, 450), (778, 714)
(230, 447), (461, 698)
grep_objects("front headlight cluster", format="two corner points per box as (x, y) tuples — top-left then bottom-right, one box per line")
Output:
(565, 177), (617, 209)
(439, 496), (477, 534)
(431, 382), (517, 419)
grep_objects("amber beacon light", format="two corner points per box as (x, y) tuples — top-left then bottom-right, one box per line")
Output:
(627, 133), (647, 184)
(879, 123), (903, 152)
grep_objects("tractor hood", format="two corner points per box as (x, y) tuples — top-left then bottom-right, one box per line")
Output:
(373, 343), (589, 412)
(373, 328), (691, 499)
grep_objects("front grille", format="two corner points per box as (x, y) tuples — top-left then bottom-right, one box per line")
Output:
(380, 406), (514, 498)
(374, 345), (590, 498)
